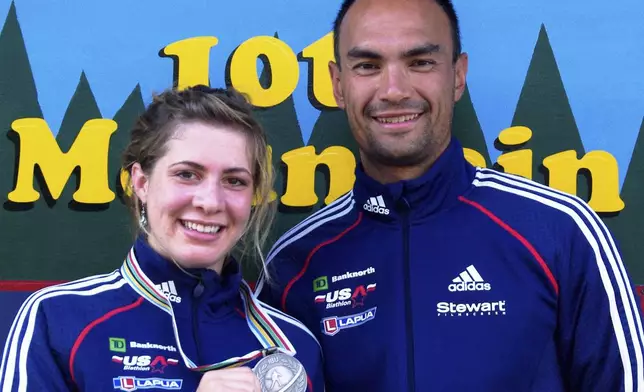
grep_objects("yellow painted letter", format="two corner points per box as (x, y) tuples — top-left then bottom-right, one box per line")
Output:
(8, 118), (117, 204)
(496, 126), (533, 179)
(463, 148), (487, 168)
(542, 150), (624, 213)
(229, 36), (299, 107)
(162, 36), (220, 90)
(281, 146), (355, 206)
(301, 32), (337, 108)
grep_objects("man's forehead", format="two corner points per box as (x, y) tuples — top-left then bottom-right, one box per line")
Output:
(340, 0), (451, 55)
(342, 1), (449, 38)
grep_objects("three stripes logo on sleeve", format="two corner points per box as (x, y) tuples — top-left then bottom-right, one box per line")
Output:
(448, 265), (491, 292)
(363, 195), (390, 215)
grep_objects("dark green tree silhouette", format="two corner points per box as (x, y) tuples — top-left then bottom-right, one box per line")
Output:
(0, 2), (46, 279)
(508, 24), (588, 201)
(606, 118), (644, 283)
(452, 84), (491, 167)
(22, 73), (116, 279)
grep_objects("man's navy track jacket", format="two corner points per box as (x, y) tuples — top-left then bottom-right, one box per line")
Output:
(255, 137), (644, 392)
(1, 236), (324, 391)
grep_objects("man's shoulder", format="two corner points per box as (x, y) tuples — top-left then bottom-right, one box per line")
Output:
(266, 190), (359, 265)
(466, 167), (594, 230)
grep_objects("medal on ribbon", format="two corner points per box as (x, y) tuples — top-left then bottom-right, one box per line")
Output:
(120, 248), (307, 391)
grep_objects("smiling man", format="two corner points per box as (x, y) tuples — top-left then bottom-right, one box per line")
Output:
(255, 0), (644, 391)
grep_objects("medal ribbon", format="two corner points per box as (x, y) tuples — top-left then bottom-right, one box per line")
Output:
(120, 247), (296, 372)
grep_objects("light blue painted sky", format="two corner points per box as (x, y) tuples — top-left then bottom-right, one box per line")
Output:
(3, 0), (643, 185)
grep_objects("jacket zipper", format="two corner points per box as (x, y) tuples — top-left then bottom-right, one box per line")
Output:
(192, 276), (205, 364)
(400, 197), (416, 392)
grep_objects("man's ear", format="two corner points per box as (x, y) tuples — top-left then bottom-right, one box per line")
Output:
(130, 163), (149, 204)
(453, 52), (469, 102)
(329, 60), (345, 109)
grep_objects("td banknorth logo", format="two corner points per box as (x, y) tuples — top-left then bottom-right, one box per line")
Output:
(448, 265), (491, 292)
(363, 195), (389, 215)
(332, 267), (376, 283)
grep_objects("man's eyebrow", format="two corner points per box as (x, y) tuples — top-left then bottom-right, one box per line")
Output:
(403, 43), (441, 58)
(346, 47), (382, 60)
(345, 44), (441, 61)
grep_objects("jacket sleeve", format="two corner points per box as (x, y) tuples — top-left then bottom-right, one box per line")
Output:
(556, 209), (644, 391)
(1, 295), (70, 391)
(308, 354), (326, 392)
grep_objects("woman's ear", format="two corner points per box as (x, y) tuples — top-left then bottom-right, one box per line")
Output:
(130, 163), (149, 204)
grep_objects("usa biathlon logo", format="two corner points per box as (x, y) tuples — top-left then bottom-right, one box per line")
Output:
(112, 376), (182, 391)
(321, 307), (377, 336)
(315, 283), (377, 309)
(112, 355), (179, 372)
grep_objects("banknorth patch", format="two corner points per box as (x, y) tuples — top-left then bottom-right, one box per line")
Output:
(321, 307), (377, 336)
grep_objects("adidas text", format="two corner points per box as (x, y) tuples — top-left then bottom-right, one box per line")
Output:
(448, 282), (491, 292)
(363, 203), (389, 215)
(162, 292), (181, 303)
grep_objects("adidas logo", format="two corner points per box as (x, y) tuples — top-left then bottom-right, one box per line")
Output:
(448, 265), (491, 292)
(155, 280), (182, 303)
(363, 195), (390, 215)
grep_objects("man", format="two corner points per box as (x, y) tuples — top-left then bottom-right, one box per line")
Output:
(255, 0), (644, 390)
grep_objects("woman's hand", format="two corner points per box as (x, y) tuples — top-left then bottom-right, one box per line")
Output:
(196, 367), (262, 392)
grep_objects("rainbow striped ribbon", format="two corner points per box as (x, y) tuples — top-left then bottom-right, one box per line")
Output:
(120, 247), (295, 372)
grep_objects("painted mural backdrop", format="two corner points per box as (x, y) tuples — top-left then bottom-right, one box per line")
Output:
(0, 0), (643, 343)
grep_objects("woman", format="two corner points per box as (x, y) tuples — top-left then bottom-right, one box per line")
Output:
(0, 85), (324, 392)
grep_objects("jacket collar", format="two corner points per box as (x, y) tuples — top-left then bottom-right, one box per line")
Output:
(131, 235), (242, 317)
(353, 137), (476, 222)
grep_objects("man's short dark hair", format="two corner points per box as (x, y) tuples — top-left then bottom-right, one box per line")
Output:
(332, 0), (462, 67)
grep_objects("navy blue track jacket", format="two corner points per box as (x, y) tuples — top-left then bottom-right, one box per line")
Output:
(1, 236), (324, 391)
(255, 137), (644, 392)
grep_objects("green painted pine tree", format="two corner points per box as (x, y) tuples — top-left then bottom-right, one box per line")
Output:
(509, 24), (588, 201)
(452, 84), (491, 167)
(104, 84), (146, 259)
(606, 118), (644, 283)
(0, 2), (46, 279)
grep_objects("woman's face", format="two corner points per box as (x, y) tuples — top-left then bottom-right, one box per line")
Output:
(131, 121), (255, 273)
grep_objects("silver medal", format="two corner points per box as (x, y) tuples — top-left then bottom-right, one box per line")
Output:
(252, 352), (307, 392)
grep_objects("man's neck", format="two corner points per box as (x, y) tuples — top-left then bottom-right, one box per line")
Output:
(360, 144), (449, 185)
(361, 159), (431, 184)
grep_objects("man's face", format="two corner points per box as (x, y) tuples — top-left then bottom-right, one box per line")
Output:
(330, 0), (468, 168)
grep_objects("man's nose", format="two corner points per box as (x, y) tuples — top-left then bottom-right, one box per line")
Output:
(377, 65), (412, 103)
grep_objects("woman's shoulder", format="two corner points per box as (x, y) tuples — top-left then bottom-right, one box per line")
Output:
(18, 269), (136, 326)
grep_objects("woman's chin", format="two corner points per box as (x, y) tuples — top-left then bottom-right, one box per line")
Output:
(172, 251), (226, 272)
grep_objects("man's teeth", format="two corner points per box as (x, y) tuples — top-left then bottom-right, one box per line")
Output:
(182, 221), (221, 234)
(376, 114), (420, 124)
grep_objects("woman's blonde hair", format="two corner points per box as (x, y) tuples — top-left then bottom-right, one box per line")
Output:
(121, 85), (275, 277)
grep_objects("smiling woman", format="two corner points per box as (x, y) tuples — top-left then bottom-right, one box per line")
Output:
(0, 86), (325, 392)
(122, 86), (274, 275)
